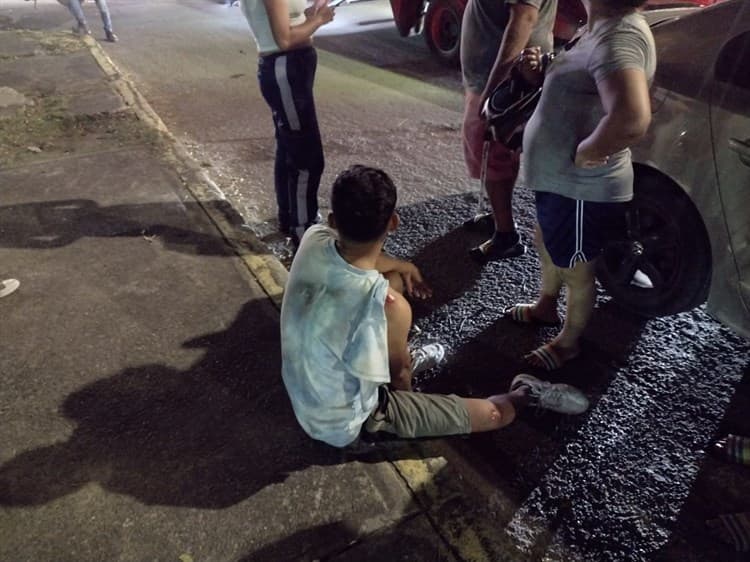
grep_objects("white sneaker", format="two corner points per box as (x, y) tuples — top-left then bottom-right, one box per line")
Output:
(510, 373), (589, 415)
(411, 343), (445, 375)
(0, 278), (20, 298)
(630, 269), (654, 289)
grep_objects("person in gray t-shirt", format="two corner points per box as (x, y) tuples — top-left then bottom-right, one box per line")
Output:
(459, 0), (557, 262)
(504, 0), (656, 371)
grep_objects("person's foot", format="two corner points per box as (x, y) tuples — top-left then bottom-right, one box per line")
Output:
(73, 23), (91, 36)
(504, 303), (560, 327)
(0, 278), (20, 298)
(510, 373), (589, 415)
(712, 434), (750, 466)
(105, 30), (119, 42)
(462, 212), (495, 235)
(411, 343), (445, 375)
(525, 342), (580, 371)
(707, 512), (750, 552)
(469, 230), (526, 263)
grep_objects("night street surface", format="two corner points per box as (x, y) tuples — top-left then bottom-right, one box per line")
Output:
(386, 192), (750, 560)
(3, 0), (749, 559)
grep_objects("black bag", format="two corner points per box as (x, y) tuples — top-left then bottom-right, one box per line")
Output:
(482, 52), (554, 148)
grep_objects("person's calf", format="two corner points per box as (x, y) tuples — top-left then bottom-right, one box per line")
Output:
(465, 395), (516, 432)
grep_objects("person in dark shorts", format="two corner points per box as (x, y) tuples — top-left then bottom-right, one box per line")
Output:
(504, 0), (656, 370)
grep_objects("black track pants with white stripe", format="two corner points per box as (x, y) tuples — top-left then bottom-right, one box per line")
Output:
(258, 47), (324, 241)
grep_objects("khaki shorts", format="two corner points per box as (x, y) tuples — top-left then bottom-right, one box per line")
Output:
(363, 386), (471, 439)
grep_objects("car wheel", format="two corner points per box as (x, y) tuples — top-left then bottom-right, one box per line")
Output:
(424, 0), (463, 67)
(597, 173), (712, 317)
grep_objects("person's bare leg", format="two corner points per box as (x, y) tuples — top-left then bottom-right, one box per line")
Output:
(508, 225), (561, 324)
(383, 271), (413, 391)
(486, 177), (515, 233)
(531, 225), (563, 321)
(526, 259), (596, 368)
(471, 176), (526, 261)
(462, 388), (531, 432)
(555, 259), (597, 352)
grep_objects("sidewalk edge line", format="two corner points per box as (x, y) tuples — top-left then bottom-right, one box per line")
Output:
(83, 36), (288, 309)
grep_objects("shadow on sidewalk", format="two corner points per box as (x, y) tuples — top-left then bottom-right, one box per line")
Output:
(0, 199), (240, 257)
(0, 299), (425, 509)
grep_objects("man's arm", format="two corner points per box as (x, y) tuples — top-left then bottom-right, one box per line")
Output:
(384, 291), (413, 390)
(375, 253), (432, 299)
(574, 68), (651, 167)
(479, 2), (539, 106)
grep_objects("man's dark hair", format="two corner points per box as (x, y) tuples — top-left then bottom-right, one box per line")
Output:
(331, 165), (397, 243)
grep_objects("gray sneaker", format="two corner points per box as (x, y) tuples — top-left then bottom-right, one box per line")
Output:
(73, 23), (91, 36)
(411, 343), (445, 375)
(511, 373), (589, 415)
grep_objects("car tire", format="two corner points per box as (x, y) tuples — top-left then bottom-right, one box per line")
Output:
(597, 172), (712, 318)
(424, 0), (463, 67)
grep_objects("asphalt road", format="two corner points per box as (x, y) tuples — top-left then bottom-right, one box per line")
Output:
(4, 0), (750, 559)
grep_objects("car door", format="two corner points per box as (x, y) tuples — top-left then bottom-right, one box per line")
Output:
(708, 9), (750, 337)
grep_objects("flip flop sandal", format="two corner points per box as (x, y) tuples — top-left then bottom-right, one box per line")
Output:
(525, 343), (579, 372)
(503, 304), (560, 327)
(712, 434), (750, 466)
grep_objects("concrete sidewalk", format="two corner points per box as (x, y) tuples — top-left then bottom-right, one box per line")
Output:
(0, 28), (526, 562)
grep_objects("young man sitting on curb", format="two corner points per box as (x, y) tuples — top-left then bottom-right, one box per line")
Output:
(280, 165), (589, 448)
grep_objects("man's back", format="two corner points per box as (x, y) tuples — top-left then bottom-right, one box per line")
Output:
(280, 225), (391, 447)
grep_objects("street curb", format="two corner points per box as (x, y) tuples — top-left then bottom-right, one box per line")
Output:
(82, 35), (289, 310)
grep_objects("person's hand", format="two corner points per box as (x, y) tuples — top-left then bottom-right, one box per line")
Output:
(574, 139), (610, 169)
(311, 4), (335, 25)
(518, 46), (544, 85)
(399, 262), (432, 300)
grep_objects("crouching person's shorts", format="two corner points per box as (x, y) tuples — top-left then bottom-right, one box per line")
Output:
(363, 385), (471, 440)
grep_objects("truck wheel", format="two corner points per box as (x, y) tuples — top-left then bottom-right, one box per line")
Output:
(597, 172), (712, 317)
(424, 0), (463, 67)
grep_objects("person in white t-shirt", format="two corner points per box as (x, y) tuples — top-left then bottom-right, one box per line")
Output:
(240, 0), (335, 244)
(280, 165), (590, 448)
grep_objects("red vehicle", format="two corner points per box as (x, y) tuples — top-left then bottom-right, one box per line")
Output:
(389, 0), (718, 66)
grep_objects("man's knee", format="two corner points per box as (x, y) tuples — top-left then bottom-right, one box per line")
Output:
(385, 289), (411, 326)
(560, 260), (597, 288)
(383, 271), (404, 294)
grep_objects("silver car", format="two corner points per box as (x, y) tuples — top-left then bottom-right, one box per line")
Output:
(597, 0), (750, 339)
